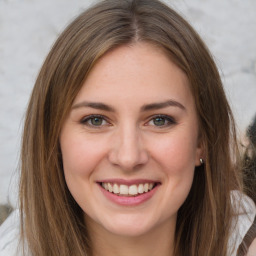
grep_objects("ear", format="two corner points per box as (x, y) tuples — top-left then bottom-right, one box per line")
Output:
(195, 136), (205, 167)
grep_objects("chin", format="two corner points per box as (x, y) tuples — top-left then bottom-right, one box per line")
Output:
(105, 223), (152, 237)
(98, 213), (161, 238)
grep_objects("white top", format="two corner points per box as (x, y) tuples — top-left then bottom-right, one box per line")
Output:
(0, 191), (255, 256)
(0, 210), (21, 256)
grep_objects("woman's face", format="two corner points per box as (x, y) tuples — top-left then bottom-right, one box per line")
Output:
(60, 42), (203, 238)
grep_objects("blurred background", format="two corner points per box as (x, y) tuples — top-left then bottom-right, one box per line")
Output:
(0, 0), (256, 222)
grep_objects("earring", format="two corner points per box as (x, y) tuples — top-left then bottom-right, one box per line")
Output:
(200, 158), (204, 165)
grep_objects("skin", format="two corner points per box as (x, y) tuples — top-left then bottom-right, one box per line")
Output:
(60, 42), (203, 256)
(247, 238), (256, 256)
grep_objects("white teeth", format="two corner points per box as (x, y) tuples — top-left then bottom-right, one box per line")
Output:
(101, 182), (155, 196)
(113, 183), (119, 194)
(103, 183), (108, 190)
(138, 184), (144, 194)
(108, 183), (113, 193)
(120, 185), (129, 195)
(129, 185), (138, 195)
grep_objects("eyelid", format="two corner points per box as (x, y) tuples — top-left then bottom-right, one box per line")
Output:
(145, 114), (176, 127)
(79, 114), (176, 129)
(80, 114), (111, 127)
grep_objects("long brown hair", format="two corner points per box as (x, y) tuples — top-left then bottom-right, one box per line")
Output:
(20, 0), (243, 255)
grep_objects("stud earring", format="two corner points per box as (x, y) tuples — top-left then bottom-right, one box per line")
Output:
(200, 158), (204, 165)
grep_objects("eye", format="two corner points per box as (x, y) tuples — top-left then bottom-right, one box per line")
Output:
(147, 115), (176, 127)
(80, 115), (110, 127)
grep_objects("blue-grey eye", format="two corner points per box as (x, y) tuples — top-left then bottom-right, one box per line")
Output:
(153, 117), (166, 126)
(148, 115), (175, 127)
(89, 117), (104, 126)
(81, 115), (108, 127)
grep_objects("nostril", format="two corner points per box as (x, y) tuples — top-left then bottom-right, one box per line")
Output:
(108, 131), (149, 169)
(108, 149), (148, 170)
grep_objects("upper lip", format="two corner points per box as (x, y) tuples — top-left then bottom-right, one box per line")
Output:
(97, 179), (161, 186)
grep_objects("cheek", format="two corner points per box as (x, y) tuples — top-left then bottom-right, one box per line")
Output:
(151, 131), (198, 205)
(156, 139), (196, 213)
(61, 135), (106, 177)
(60, 136), (106, 211)
(153, 132), (198, 173)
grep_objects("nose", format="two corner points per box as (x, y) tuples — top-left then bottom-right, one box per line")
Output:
(108, 125), (149, 170)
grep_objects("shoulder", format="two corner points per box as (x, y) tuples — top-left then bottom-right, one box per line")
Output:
(0, 209), (22, 256)
(229, 191), (256, 256)
(247, 238), (256, 256)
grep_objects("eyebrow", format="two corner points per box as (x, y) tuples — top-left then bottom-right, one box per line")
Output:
(141, 100), (186, 112)
(71, 99), (186, 112)
(72, 101), (115, 112)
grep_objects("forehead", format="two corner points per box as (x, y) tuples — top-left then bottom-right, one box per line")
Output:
(73, 42), (195, 111)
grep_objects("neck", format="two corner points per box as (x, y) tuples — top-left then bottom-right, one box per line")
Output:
(87, 218), (176, 256)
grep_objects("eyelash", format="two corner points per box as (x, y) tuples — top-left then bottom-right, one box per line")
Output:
(80, 114), (110, 128)
(146, 114), (176, 128)
(80, 114), (176, 128)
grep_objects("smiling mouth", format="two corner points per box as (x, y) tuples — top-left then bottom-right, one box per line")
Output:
(100, 182), (159, 197)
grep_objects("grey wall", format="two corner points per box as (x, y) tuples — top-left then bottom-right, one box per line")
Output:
(0, 0), (256, 207)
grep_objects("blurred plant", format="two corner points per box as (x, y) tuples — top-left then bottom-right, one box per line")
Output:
(237, 115), (256, 256)
(242, 115), (256, 204)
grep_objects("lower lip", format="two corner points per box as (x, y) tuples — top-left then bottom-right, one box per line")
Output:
(98, 184), (158, 206)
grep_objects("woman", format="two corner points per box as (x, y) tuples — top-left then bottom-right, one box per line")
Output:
(243, 115), (256, 205)
(0, 0), (255, 255)
(237, 116), (256, 255)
